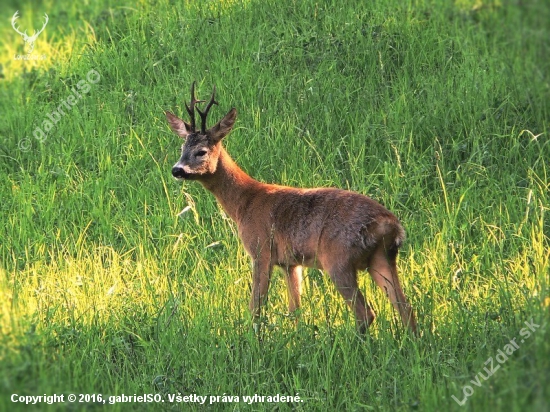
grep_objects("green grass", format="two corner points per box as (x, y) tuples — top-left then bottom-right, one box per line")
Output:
(1, 0), (549, 410)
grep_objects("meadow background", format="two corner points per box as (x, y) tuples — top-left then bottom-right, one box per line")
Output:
(0, 0), (549, 410)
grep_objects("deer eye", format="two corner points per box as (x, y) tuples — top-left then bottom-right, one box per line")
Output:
(195, 149), (207, 157)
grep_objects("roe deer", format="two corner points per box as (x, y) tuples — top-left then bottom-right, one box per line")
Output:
(166, 82), (417, 335)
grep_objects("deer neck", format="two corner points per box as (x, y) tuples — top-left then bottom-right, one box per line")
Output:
(200, 147), (260, 221)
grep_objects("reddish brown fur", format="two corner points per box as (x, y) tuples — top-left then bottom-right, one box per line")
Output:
(166, 85), (417, 335)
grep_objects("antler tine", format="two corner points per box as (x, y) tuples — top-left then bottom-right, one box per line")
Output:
(197, 85), (218, 133)
(11, 11), (27, 36)
(184, 81), (204, 132)
(35, 13), (49, 36)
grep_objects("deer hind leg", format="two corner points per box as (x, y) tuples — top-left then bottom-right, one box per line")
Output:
(367, 247), (417, 334)
(327, 264), (375, 334)
(284, 265), (302, 313)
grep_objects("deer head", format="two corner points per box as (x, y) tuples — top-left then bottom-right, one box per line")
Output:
(11, 11), (49, 54)
(166, 82), (237, 180)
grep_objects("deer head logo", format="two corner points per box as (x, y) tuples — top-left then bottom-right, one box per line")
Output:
(11, 11), (49, 54)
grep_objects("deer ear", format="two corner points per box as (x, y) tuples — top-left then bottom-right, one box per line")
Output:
(207, 108), (237, 143)
(165, 111), (192, 138)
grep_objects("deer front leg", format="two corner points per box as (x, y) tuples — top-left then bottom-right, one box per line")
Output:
(284, 265), (303, 313)
(249, 255), (273, 329)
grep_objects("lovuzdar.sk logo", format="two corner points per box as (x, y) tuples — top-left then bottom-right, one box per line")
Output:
(11, 10), (49, 56)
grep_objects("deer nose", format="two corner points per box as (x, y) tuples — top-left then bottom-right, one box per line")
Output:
(172, 165), (187, 179)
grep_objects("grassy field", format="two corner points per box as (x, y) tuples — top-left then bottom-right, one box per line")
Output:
(1, 0), (549, 410)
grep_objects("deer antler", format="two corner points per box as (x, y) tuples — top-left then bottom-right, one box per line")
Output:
(11, 11), (27, 38)
(11, 11), (48, 54)
(33, 13), (49, 38)
(185, 81), (204, 133)
(197, 85), (218, 134)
